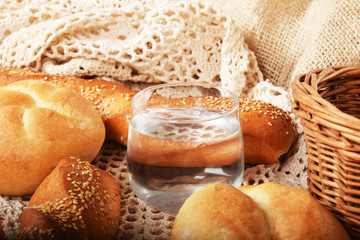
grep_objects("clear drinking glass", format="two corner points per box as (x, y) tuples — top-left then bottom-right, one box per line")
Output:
(126, 83), (244, 214)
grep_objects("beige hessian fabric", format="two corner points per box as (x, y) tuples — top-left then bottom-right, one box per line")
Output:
(210, 0), (360, 88)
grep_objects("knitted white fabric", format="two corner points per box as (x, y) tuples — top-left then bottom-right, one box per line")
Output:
(0, 0), (262, 97)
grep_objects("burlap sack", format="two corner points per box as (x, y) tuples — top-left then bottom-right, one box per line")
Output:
(211, 0), (360, 88)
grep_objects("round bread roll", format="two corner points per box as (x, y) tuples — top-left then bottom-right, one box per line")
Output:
(239, 182), (350, 240)
(239, 97), (295, 164)
(0, 80), (105, 195)
(19, 157), (121, 240)
(0, 67), (137, 146)
(172, 182), (350, 240)
(171, 183), (272, 240)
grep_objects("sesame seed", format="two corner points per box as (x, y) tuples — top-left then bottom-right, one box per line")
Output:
(23, 157), (113, 237)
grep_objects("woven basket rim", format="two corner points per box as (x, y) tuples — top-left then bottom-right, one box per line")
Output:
(291, 65), (360, 130)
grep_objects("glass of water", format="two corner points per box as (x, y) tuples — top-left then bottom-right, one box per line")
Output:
(126, 83), (244, 214)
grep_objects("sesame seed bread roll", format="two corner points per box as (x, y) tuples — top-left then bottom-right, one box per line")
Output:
(238, 97), (295, 164)
(239, 182), (350, 240)
(171, 183), (272, 240)
(127, 94), (243, 167)
(0, 80), (105, 196)
(19, 157), (121, 240)
(147, 95), (295, 165)
(0, 67), (137, 146)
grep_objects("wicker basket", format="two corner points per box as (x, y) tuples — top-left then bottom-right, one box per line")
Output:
(291, 66), (360, 237)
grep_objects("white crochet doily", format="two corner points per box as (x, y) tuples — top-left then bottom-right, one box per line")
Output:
(0, 0), (262, 97)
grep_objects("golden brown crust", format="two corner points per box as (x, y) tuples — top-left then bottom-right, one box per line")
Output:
(19, 157), (121, 240)
(0, 67), (137, 146)
(128, 95), (242, 167)
(128, 128), (242, 167)
(172, 182), (350, 240)
(239, 182), (350, 240)
(144, 95), (295, 165)
(171, 183), (272, 240)
(0, 80), (105, 196)
(239, 97), (295, 164)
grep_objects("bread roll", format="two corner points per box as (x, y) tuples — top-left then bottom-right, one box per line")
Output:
(238, 97), (295, 164)
(19, 157), (121, 240)
(239, 182), (350, 240)
(0, 80), (105, 195)
(172, 182), (350, 240)
(171, 183), (272, 240)
(142, 95), (295, 165)
(0, 67), (137, 146)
